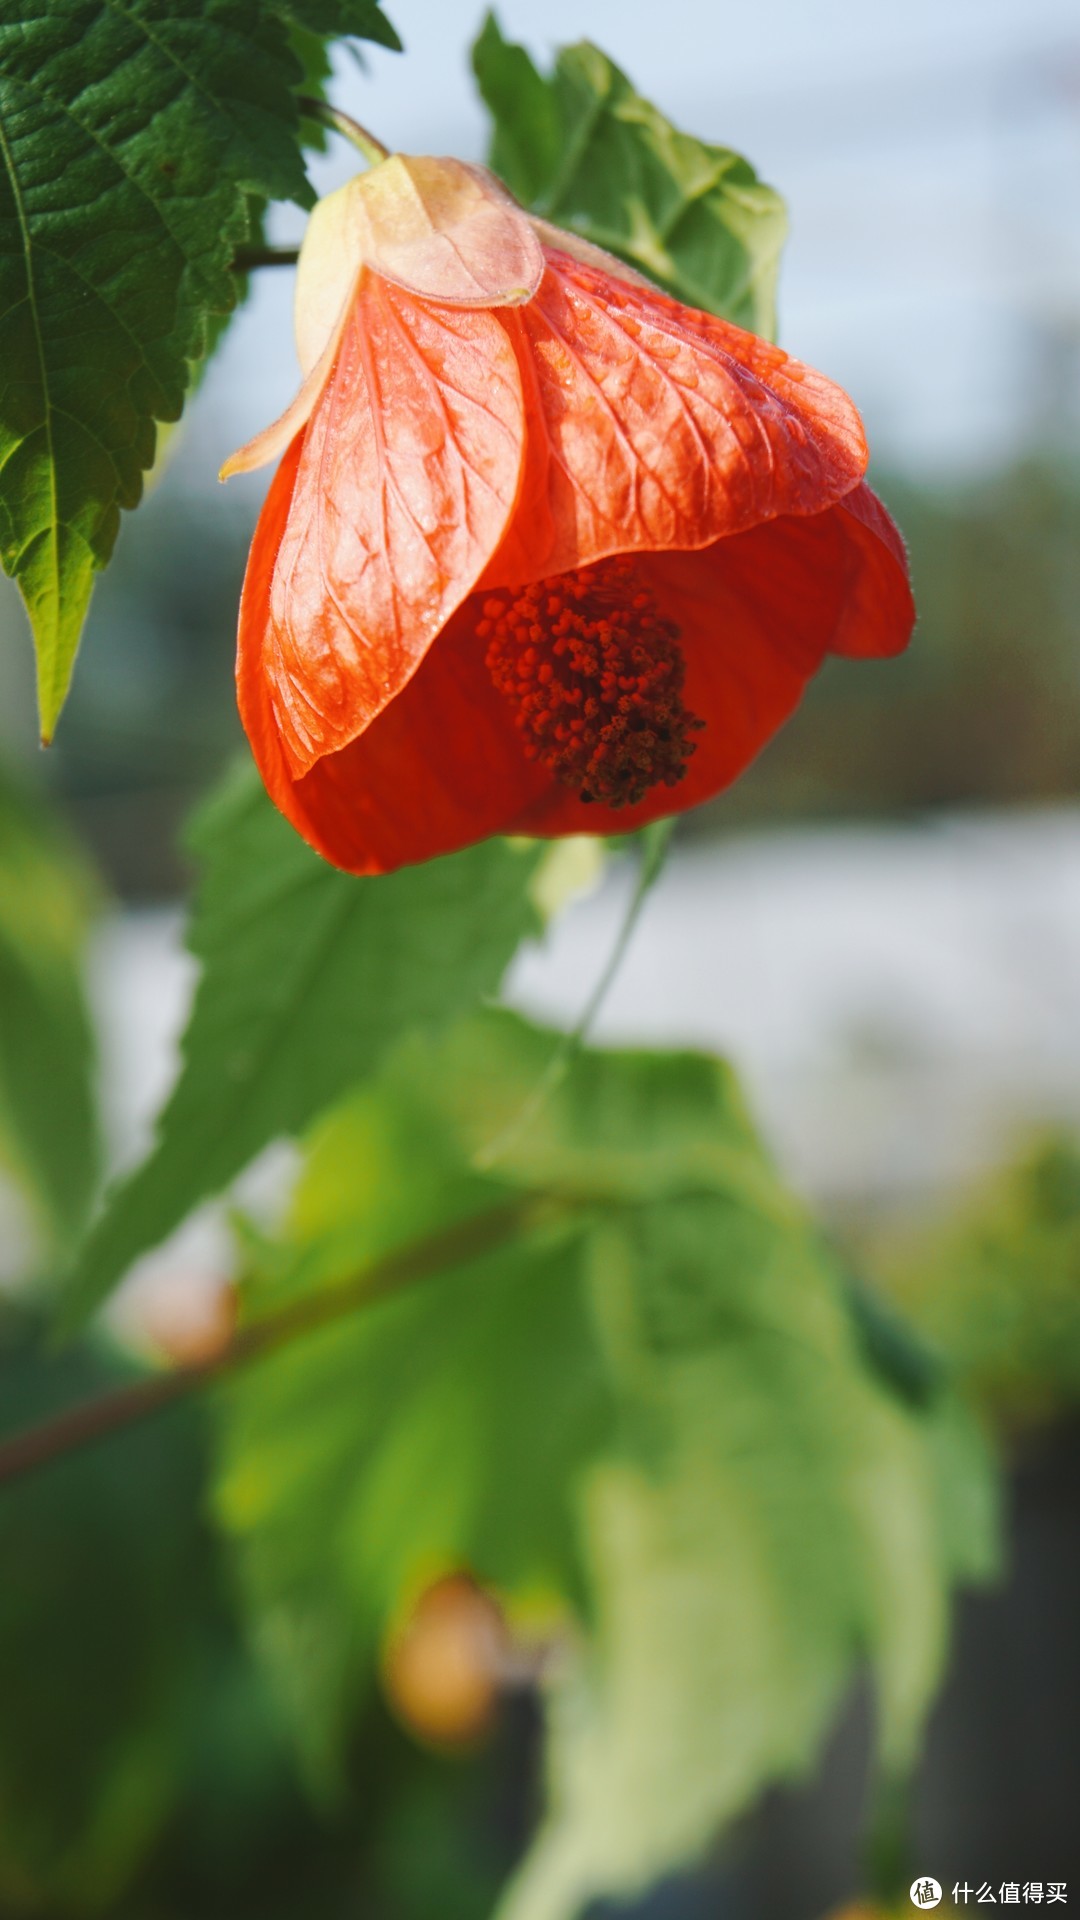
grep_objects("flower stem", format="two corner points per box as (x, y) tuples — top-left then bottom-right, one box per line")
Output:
(475, 821), (674, 1169)
(0, 1197), (548, 1491)
(296, 95), (390, 165)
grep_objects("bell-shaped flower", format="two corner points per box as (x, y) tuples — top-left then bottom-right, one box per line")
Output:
(225, 154), (914, 874)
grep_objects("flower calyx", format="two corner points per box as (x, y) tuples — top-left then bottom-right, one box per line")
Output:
(294, 153), (544, 375)
(221, 153), (543, 482)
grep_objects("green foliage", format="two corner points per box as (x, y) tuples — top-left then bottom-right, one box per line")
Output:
(0, 21), (1016, 1919)
(872, 1132), (1080, 1426)
(0, 0), (396, 739)
(284, 0), (402, 149)
(472, 14), (787, 336)
(276, 0), (399, 48)
(215, 1011), (997, 1920)
(0, 1310), (212, 1910)
(66, 765), (543, 1328)
(0, 1305), (507, 1919)
(218, 1229), (607, 1782)
(0, 767), (100, 1254)
(504, 1270), (992, 1920)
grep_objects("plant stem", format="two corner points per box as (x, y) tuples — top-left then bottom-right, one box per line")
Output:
(475, 822), (673, 1169)
(232, 246), (300, 272)
(0, 1198), (542, 1492)
(229, 100), (391, 271)
(296, 96), (389, 165)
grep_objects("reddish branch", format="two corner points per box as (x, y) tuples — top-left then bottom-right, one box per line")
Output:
(0, 1199), (540, 1492)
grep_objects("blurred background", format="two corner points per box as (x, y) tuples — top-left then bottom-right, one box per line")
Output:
(1, 0), (1079, 1912)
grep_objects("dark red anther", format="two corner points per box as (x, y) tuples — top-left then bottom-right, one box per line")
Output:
(479, 556), (704, 807)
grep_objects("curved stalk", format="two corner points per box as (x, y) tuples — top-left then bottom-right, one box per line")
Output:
(0, 1197), (550, 1490)
(296, 95), (390, 165)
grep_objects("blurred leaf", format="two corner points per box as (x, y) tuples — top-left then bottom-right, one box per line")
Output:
(66, 765), (542, 1328)
(473, 15), (786, 335)
(0, 1298), (511, 1914)
(214, 1010), (997, 1912)
(405, 1009), (792, 1214)
(873, 1132), (1080, 1426)
(843, 1271), (944, 1410)
(471, 17), (563, 208)
(0, 1310), (211, 1911)
(0, 768), (100, 1255)
(498, 1202), (995, 1920)
(0, 1304), (410, 1918)
(216, 1034), (609, 1778)
(218, 1236), (606, 1783)
(0, 0), (396, 738)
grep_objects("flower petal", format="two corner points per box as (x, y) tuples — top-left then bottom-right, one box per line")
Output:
(251, 486), (912, 875)
(525, 217), (659, 291)
(235, 428), (306, 811)
(251, 594), (549, 875)
(219, 294), (353, 480)
(237, 273), (527, 782)
(487, 249), (870, 588)
(295, 158), (545, 378)
(508, 487), (914, 836)
(826, 482), (915, 658)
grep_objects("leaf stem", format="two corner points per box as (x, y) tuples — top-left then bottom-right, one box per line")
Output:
(0, 1198), (544, 1492)
(296, 96), (390, 165)
(475, 821), (674, 1169)
(231, 246), (300, 272)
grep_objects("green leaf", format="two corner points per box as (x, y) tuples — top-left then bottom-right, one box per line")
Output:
(217, 1227), (607, 1782)
(213, 1010), (998, 1906)
(213, 1028), (608, 1780)
(875, 1131), (1080, 1426)
(0, 1316), (509, 1917)
(501, 1302), (989, 1920)
(278, 0), (401, 50)
(411, 1006), (793, 1217)
(0, 0), (396, 739)
(472, 15), (787, 335)
(65, 764), (543, 1329)
(283, 0), (403, 144)
(0, 765), (100, 1255)
(471, 16), (563, 209)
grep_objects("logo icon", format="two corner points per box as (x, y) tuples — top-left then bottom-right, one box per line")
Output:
(911, 1882), (943, 1909)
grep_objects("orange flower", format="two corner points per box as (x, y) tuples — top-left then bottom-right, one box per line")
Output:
(226, 156), (914, 875)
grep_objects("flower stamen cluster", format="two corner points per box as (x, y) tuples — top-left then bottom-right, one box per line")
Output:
(479, 557), (705, 808)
